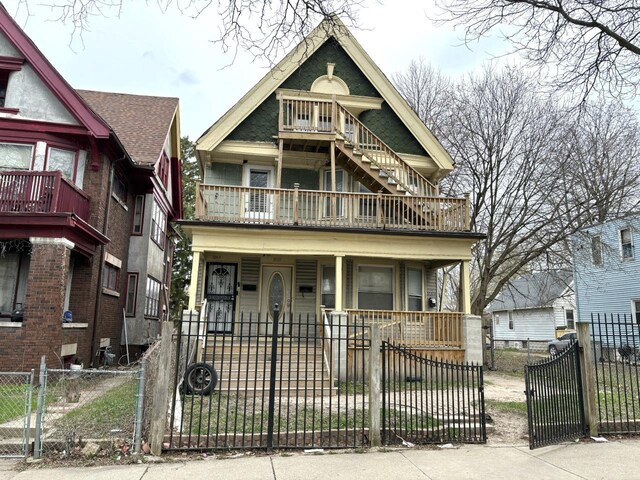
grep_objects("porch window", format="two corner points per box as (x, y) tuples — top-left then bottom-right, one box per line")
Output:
(357, 182), (376, 219)
(407, 268), (423, 311)
(358, 266), (393, 310)
(0, 252), (29, 316)
(0, 143), (33, 171)
(621, 228), (634, 260)
(323, 169), (345, 218)
(321, 265), (336, 309)
(566, 309), (575, 329)
(46, 147), (75, 181)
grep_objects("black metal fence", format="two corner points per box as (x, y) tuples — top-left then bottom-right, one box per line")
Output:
(590, 313), (640, 434)
(525, 341), (585, 449)
(167, 309), (369, 451)
(381, 341), (486, 445)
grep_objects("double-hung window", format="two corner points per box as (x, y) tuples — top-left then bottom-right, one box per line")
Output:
(358, 266), (394, 310)
(407, 268), (423, 311)
(621, 228), (634, 260)
(151, 200), (167, 249)
(145, 276), (161, 318)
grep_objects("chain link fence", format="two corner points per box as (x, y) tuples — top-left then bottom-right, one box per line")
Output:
(0, 371), (34, 458)
(36, 367), (144, 458)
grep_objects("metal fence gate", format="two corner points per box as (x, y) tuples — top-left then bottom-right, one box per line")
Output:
(0, 371), (34, 458)
(381, 341), (486, 445)
(590, 313), (640, 435)
(525, 341), (585, 449)
(167, 308), (368, 451)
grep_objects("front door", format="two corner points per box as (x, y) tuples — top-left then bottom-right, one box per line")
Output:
(261, 266), (292, 335)
(205, 262), (237, 333)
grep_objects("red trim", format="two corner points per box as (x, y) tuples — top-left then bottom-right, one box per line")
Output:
(0, 56), (24, 71)
(131, 194), (145, 235)
(0, 130), (84, 148)
(0, 7), (110, 138)
(0, 117), (91, 136)
(0, 107), (19, 114)
(125, 272), (139, 316)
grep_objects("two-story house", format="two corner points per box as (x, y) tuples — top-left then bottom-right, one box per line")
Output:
(180, 17), (484, 363)
(0, 5), (181, 371)
(573, 215), (640, 322)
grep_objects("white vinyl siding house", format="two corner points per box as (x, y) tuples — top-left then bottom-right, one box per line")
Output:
(489, 271), (575, 351)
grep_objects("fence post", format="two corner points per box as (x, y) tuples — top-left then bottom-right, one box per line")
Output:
(150, 321), (174, 455)
(369, 325), (381, 447)
(266, 304), (280, 451)
(463, 314), (483, 364)
(24, 369), (35, 458)
(576, 321), (598, 437)
(133, 358), (146, 454)
(33, 356), (46, 459)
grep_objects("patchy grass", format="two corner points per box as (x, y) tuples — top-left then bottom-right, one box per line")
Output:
(488, 349), (547, 378)
(0, 384), (32, 424)
(486, 399), (527, 417)
(52, 379), (137, 439)
(594, 362), (640, 424)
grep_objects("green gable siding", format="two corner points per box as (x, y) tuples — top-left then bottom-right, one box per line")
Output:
(280, 38), (378, 96)
(360, 103), (428, 156)
(226, 37), (428, 157)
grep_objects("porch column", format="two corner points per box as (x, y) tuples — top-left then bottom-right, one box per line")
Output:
(330, 141), (337, 219)
(459, 260), (471, 314)
(275, 139), (283, 189)
(188, 251), (201, 310)
(335, 254), (344, 312)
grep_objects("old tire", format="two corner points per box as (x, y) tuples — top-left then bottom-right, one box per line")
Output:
(184, 363), (217, 396)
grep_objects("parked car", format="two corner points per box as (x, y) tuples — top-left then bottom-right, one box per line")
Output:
(548, 332), (577, 356)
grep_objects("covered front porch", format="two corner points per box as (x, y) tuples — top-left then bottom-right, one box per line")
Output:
(184, 227), (475, 355)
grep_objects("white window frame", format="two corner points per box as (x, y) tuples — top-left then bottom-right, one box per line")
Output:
(591, 235), (603, 266)
(406, 266), (424, 312)
(508, 311), (514, 330)
(565, 308), (575, 329)
(145, 276), (161, 318)
(151, 199), (167, 249)
(356, 264), (395, 311)
(242, 164), (274, 220)
(620, 228), (634, 260)
(0, 142), (34, 171)
(632, 299), (640, 325)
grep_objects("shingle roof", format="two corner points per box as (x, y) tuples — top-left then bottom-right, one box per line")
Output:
(488, 271), (573, 312)
(77, 90), (178, 166)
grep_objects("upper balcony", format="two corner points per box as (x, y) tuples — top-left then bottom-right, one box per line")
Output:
(195, 183), (470, 233)
(0, 170), (91, 221)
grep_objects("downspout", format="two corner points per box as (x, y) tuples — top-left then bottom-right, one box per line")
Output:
(89, 156), (117, 365)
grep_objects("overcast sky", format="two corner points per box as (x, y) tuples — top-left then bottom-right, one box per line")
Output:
(10, 1), (508, 141)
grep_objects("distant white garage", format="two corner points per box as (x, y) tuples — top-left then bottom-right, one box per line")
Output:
(488, 271), (575, 352)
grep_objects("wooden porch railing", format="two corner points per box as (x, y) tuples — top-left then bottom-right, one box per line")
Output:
(0, 170), (91, 221)
(279, 97), (438, 197)
(346, 309), (463, 348)
(197, 184), (470, 232)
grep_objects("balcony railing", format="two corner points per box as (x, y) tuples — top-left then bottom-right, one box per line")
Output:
(279, 96), (438, 197)
(347, 309), (463, 348)
(0, 170), (91, 222)
(196, 184), (470, 232)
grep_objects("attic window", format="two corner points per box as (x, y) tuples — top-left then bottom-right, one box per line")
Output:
(0, 56), (25, 112)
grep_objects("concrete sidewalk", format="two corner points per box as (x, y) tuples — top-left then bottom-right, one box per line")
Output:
(1, 440), (639, 480)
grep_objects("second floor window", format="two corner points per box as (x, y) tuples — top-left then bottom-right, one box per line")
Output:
(132, 195), (145, 235)
(103, 263), (119, 291)
(112, 171), (128, 203)
(566, 309), (575, 329)
(591, 236), (603, 266)
(621, 228), (634, 260)
(47, 147), (75, 180)
(0, 143), (33, 171)
(151, 200), (167, 249)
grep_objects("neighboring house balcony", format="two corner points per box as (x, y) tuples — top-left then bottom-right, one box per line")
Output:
(195, 184), (470, 233)
(0, 170), (106, 256)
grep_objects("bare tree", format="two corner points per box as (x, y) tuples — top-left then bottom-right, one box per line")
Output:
(15, 0), (363, 63)
(435, 0), (640, 100)
(395, 63), (640, 315)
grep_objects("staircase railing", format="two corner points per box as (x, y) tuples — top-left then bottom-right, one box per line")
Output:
(334, 104), (438, 197)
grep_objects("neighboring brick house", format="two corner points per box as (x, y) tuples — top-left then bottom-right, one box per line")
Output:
(0, 4), (182, 371)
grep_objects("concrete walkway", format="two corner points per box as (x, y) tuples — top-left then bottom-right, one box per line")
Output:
(1, 439), (639, 480)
